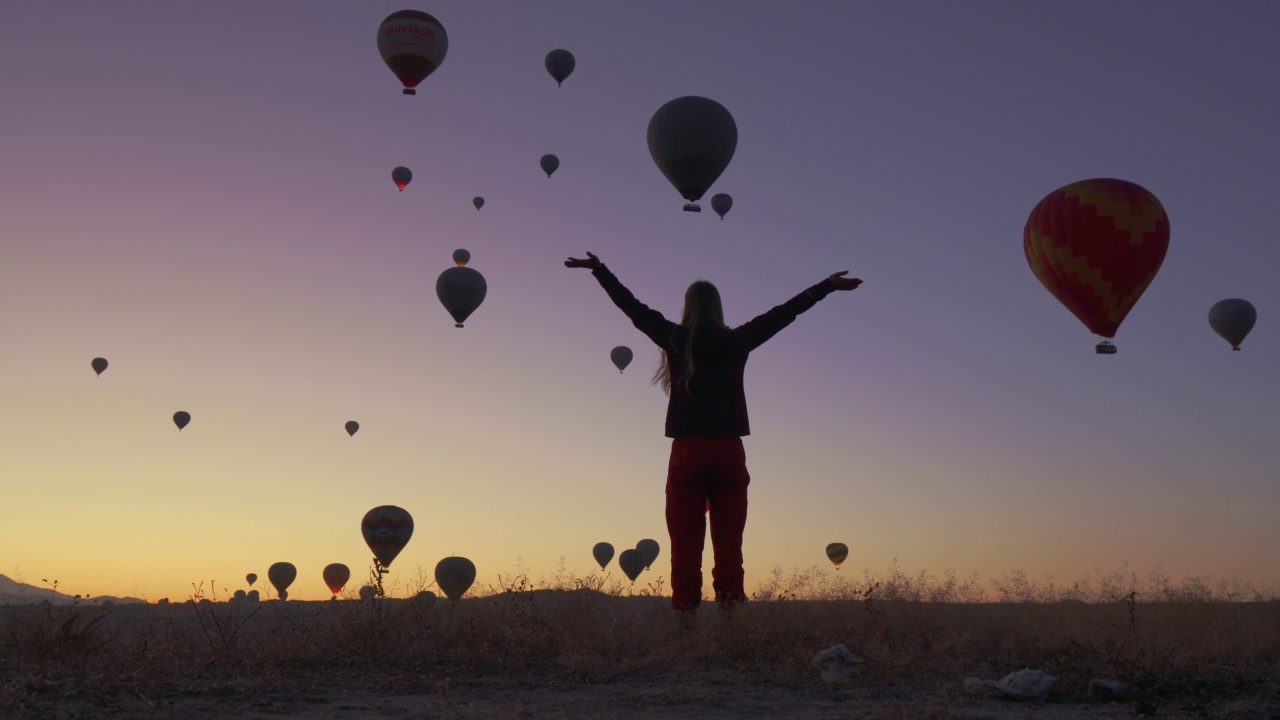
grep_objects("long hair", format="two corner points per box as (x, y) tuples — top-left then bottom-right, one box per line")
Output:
(652, 280), (726, 395)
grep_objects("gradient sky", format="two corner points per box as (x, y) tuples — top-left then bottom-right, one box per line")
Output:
(2, 1), (1278, 602)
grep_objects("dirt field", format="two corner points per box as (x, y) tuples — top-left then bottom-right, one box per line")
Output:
(4, 587), (1279, 719)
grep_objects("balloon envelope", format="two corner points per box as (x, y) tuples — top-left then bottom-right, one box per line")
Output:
(647, 96), (738, 204)
(472, 196), (484, 210)
(173, 411), (190, 431)
(377, 11), (448, 95)
(610, 346), (633, 373)
(618, 549), (644, 582)
(361, 505), (414, 567)
(245, 573), (257, 586)
(1024, 178), (1170, 339)
(826, 543), (849, 569)
(436, 265), (487, 327)
(635, 539), (660, 569)
(540, 154), (559, 177)
(544, 49), (575, 86)
(91, 357), (108, 376)
(268, 562), (296, 600)
(392, 166), (412, 190)
(711, 193), (733, 219)
(322, 563), (350, 595)
(435, 556), (476, 601)
(345, 420), (359, 436)
(452, 248), (471, 267)
(1208, 298), (1257, 350)
(592, 542), (614, 569)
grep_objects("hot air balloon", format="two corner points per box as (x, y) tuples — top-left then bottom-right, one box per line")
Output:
(434, 556), (476, 601)
(377, 10), (448, 95)
(245, 573), (257, 586)
(473, 196), (484, 210)
(1209, 298), (1257, 350)
(392, 166), (412, 191)
(592, 542), (614, 569)
(416, 590), (437, 610)
(1024, 178), (1170, 350)
(322, 563), (350, 597)
(711, 193), (733, 220)
(436, 261), (487, 328)
(173, 411), (191, 431)
(359, 585), (376, 602)
(647, 96), (737, 212)
(826, 543), (849, 570)
(361, 505), (414, 568)
(268, 562), (296, 600)
(610, 346), (633, 373)
(545, 49), (575, 86)
(540, 154), (559, 177)
(617, 549), (644, 582)
(91, 357), (108, 376)
(345, 421), (359, 437)
(452, 248), (470, 267)
(635, 539), (660, 570)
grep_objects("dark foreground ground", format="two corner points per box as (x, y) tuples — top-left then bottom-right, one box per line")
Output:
(4, 592), (1278, 718)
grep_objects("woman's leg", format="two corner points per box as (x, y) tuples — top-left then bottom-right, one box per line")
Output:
(707, 438), (750, 607)
(666, 438), (710, 611)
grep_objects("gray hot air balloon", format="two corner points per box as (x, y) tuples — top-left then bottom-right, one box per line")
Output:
(647, 96), (737, 211)
(434, 556), (476, 601)
(610, 346), (633, 373)
(592, 542), (614, 569)
(1208, 298), (1257, 351)
(826, 543), (849, 570)
(377, 10), (448, 95)
(173, 411), (191, 431)
(416, 590), (437, 610)
(91, 357), (108, 376)
(473, 196), (484, 210)
(392, 166), (412, 191)
(452, 248), (470, 267)
(540, 154), (559, 177)
(635, 539), (660, 570)
(245, 573), (257, 586)
(544, 49), (575, 86)
(436, 263), (487, 328)
(711, 193), (733, 220)
(617, 549), (644, 582)
(345, 420), (359, 437)
(268, 561), (296, 600)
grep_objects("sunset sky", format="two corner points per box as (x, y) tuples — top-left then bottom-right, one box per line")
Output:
(2, 1), (1278, 602)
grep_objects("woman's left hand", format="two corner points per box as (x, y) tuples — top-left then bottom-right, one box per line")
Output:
(565, 252), (602, 270)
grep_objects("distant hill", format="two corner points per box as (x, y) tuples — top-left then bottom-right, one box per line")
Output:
(0, 574), (145, 606)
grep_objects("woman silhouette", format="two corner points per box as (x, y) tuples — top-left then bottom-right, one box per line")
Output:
(566, 251), (862, 619)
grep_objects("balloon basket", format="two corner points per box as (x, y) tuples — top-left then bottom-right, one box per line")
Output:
(1233, 347), (1241, 351)
(403, 88), (416, 95)
(683, 203), (702, 212)
(455, 323), (464, 328)
(1095, 341), (1117, 355)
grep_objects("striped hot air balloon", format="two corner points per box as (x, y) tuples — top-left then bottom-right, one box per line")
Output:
(1024, 178), (1170, 344)
(826, 543), (849, 569)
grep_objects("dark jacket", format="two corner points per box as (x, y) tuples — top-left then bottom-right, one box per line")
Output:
(592, 264), (835, 437)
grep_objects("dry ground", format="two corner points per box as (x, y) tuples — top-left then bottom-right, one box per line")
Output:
(4, 568), (1279, 719)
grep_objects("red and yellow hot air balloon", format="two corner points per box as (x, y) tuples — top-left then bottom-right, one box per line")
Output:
(1024, 178), (1169, 348)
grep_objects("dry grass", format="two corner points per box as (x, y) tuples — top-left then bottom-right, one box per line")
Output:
(3, 563), (1279, 718)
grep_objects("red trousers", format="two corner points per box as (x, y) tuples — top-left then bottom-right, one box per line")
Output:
(666, 436), (750, 611)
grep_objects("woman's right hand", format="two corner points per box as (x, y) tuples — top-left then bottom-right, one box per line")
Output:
(565, 251), (602, 270)
(828, 271), (862, 290)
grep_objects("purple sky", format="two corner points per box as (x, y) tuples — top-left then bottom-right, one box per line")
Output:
(2, 1), (1278, 600)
